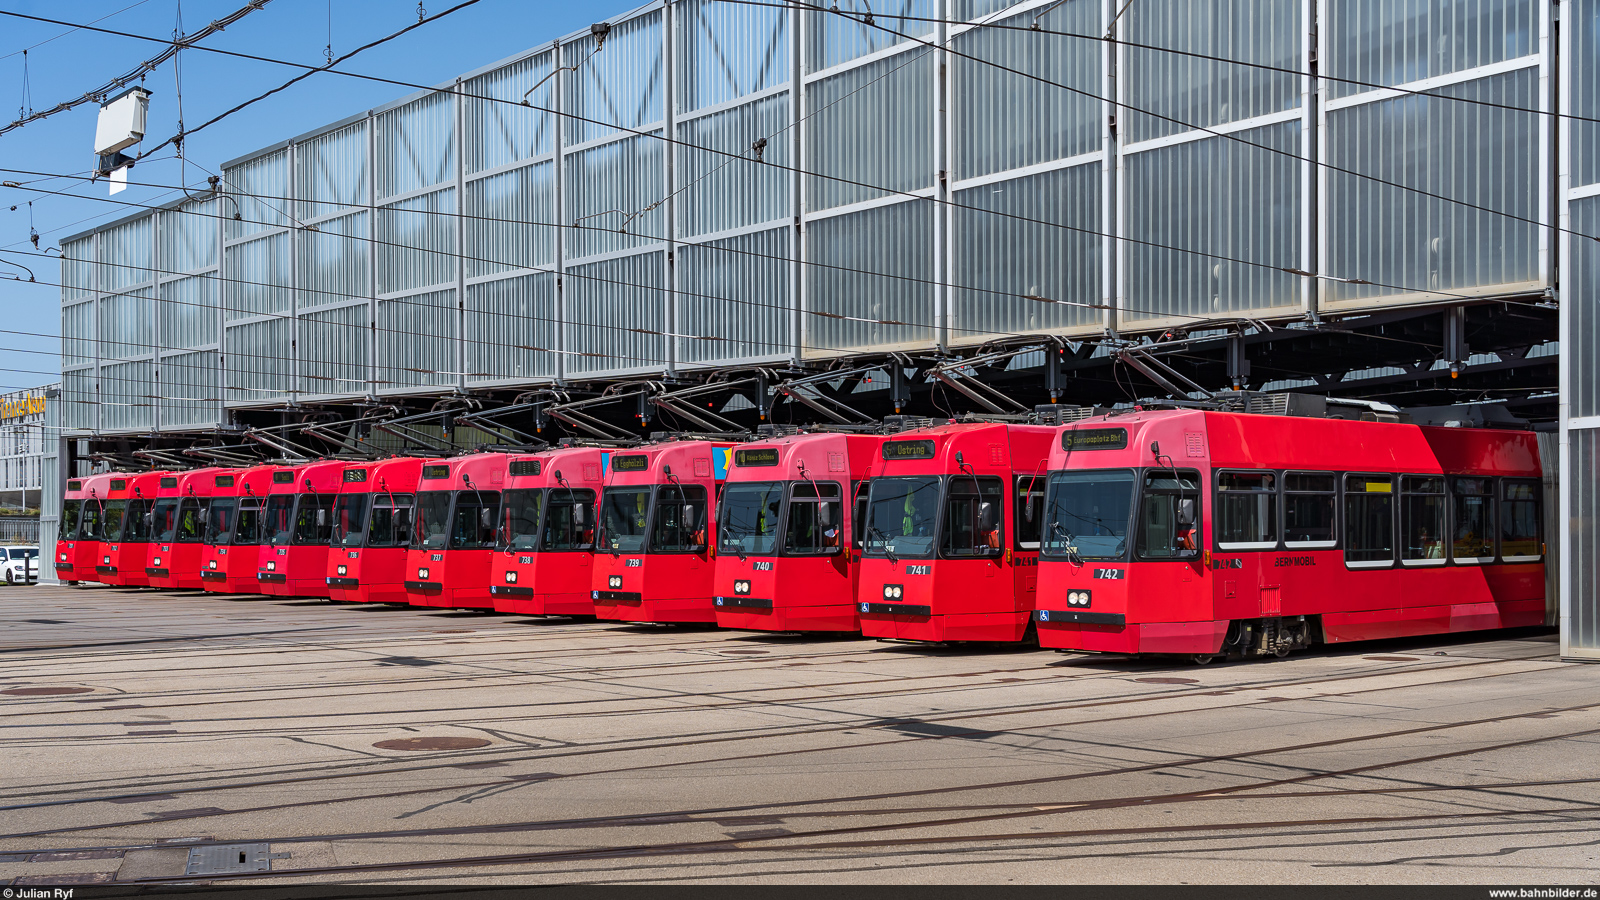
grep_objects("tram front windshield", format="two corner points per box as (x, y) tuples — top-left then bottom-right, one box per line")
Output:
(416, 491), (454, 549)
(599, 487), (651, 553)
(1041, 469), (1135, 560)
(151, 499), (180, 542)
(863, 477), (941, 559)
(718, 482), (783, 556)
(498, 489), (545, 551)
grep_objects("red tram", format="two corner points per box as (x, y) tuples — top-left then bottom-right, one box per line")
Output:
(145, 468), (219, 590)
(97, 471), (169, 587)
(200, 467), (272, 593)
(856, 423), (1055, 643)
(258, 460), (345, 598)
(326, 457), (421, 604)
(712, 432), (881, 633)
(406, 453), (507, 609)
(489, 446), (606, 616)
(592, 441), (732, 624)
(1032, 408), (1546, 659)
(56, 473), (117, 584)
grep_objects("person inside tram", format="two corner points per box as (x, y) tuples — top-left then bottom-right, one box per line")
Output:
(1418, 527), (1443, 559)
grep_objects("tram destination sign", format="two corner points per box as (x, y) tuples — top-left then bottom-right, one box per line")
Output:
(734, 448), (780, 467)
(343, 468), (369, 483)
(612, 454), (650, 472)
(1062, 428), (1129, 451)
(882, 439), (936, 461)
(421, 465), (451, 480)
(273, 471), (295, 484)
(509, 460), (542, 477)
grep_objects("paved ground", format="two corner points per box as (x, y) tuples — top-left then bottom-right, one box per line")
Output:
(0, 583), (1595, 886)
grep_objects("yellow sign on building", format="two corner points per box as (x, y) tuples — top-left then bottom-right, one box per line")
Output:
(0, 394), (46, 421)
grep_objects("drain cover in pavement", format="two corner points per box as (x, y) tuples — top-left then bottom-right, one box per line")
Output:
(1134, 677), (1197, 685)
(373, 736), (491, 751)
(185, 843), (287, 875)
(3, 687), (93, 696)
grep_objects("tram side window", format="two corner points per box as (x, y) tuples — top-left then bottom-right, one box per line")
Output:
(1135, 469), (1201, 560)
(1500, 480), (1542, 560)
(293, 494), (338, 546)
(786, 482), (843, 556)
(1344, 475), (1394, 567)
(151, 499), (180, 542)
(366, 494), (416, 548)
(205, 498), (237, 545)
(124, 500), (153, 542)
(1284, 472), (1336, 547)
(543, 489), (597, 551)
(330, 494), (369, 548)
(234, 499), (265, 546)
(652, 485), (708, 553)
(264, 496), (295, 545)
(1400, 476), (1446, 564)
(79, 500), (104, 541)
(852, 481), (868, 550)
(101, 500), (128, 542)
(175, 498), (206, 543)
(1216, 471), (1277, 550)
(942, 476), (1004, 558)
(451, 491), (502, 550)
(1451, 477), (1495, 562)
(1014, 476), (1046, 551)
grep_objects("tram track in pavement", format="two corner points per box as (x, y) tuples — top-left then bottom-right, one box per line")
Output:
(0, 653), (1581, 839)
(0, 645), (1541, 804)
(94, 717), (1600, 884)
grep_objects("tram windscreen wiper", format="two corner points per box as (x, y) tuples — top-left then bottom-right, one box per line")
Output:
(865, 524), (898, 564)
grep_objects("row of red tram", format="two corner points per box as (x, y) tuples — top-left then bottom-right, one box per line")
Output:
(53, 406), (1551, 661)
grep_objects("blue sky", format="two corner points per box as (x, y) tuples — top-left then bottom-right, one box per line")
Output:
(0, 0), (603, 393)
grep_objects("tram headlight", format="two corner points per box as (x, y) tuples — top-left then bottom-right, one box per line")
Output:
(337, 565), (347, 576)
(883, 584), (903, 600)
(608, 575), (623, 589)
(734, 580), (750, 595)
(505, 570), (518, 584)
(208, 560), (217, 569)
(418, 567), (429, 579)
(1067, 590), (1092, 607)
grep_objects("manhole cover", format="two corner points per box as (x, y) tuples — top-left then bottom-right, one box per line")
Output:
(3, 687), (93, 696)
(721, 649), (770, 655)
(1134, 677), (1197, 685)
(1364, 656), (1419, 662)
(373, 736), (491, 751)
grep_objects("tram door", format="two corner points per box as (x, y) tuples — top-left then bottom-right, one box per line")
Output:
(1212, 470), (1280, 620)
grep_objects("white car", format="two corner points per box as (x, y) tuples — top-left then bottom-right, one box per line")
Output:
(3, 546), (39, 584)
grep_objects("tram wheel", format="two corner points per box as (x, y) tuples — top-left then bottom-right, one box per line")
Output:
(1189, 654), (1218, 666)
(1273, 644), (1292, 658)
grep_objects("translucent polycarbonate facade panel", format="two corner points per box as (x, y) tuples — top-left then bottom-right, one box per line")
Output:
(466, 272), (557, 383)
(226, 150), (289, 239)
(62, 302), (93, 366)
(378, 289), (456, 390)
(564, 134), (665, 259)
(1124, 122), (1301, 323)
(806, 200), (932, 354)
(676, 0), (788, 112)
(951, 2), (1100, 180)
(300, 304), (369, 396)
(225, 233), (291, 320)
(1124, 0), (1301, 143)
(564, 12), (663, 147)
(160, 275), (217, 350)
(62, 238), (94, 302)
(99, 359), (154, 432)
(296, 121), (369, 220)
(375, 92), (455, 199)
(1325, 0), (1537, 99)
(98, 289), (153, 359)
(677, 94), (790, 237)
(1572, 198), (1600, 418)
(99, 217), (152, 292)
(299, 212), (370, 306)
(565, 252), (665, 375)
(376, 189), (456, 294)
(1575, 0), (1600, 186)
(161, 350), (220, 428)
(465, 162), (555, 278)
(678, 227), (789, 364)
(61, 369), (94, 430)
(465, 51), (554, 174)
(952, 165), (1101, 342)
(1324, 68), (1540, 305)
(225, 318), (291, 404)
(805, 0), (935, 72)
(806, 50), (933, 210)
(1573, 429), (1600, 653)
(159, 199), (218, 274)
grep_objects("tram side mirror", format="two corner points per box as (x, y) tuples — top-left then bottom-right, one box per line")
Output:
(978, 501), (998, 532)
(480, 507), (494, 529)
(1024, 494), (1035, 522)
(317, 509), (327, 526)
(572, 504), (585, 527)
(1176, 498), (1196, 527)
(1150, 441), (1161, 457)
(818, 502), (833, 528)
